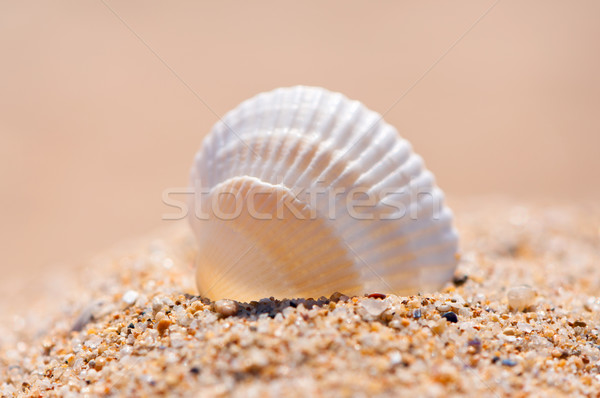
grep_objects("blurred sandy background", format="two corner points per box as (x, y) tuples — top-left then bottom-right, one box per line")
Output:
(1, 1), (599, 302)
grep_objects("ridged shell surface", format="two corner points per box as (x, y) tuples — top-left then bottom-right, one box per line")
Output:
(190, 86), (458, 301)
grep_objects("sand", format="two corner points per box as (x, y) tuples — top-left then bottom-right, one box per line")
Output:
(1, 200), (600, 397)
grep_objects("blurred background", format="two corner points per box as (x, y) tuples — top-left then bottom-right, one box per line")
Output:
(1, 1), (599, 299)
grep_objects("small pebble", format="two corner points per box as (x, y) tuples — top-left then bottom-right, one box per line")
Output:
(501, 359), (517, 367)
(437, 304), (451, 312)
(551, 349), (565, 358)
(507, 285), (535, 311)
(572, 320), (587, 328)
(122, 290), (139, 305)
(389, 351), (403, 366)
(517, 322), (533, 333)
(503, 327), (516, 336)
(431, 318), (447, 334)
(329, 292), (346, 302)
(452, 274), (468, 286)
(467, 338), (482, 354)
(359, 299), (388, 319)
(156, 319), (172, 336)
(442, 312), (458, 323)
(213, 299), (238, 317)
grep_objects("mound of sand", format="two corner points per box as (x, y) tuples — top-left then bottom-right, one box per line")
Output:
(1, 200), (600, 397)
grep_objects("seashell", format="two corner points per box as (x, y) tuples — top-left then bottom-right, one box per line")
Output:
(189, 86), (458, 301)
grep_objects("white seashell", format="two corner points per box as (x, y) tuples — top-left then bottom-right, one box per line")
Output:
(189, 86), (458, 301)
